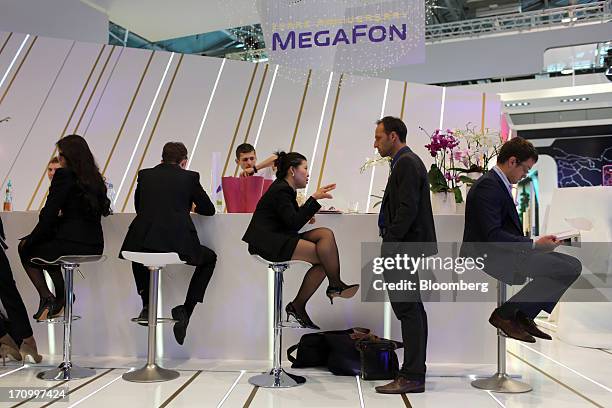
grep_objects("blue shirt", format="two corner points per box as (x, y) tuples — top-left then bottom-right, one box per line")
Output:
(378, 146), (411, 230)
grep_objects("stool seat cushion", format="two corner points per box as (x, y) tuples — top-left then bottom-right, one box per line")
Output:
(31, 254), (106, 266)
(251, 255), (311, 268)
(121, 251), (185, 267)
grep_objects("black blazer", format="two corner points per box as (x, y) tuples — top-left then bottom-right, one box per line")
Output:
(461, 169), (532, 284)
(380, 146), (437, 255)
(24, 168), (105, 249)
(120, 163), (215, 264)
(242, 178), (321, 261)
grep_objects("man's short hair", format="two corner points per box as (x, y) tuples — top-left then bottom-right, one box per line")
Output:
(497, 137), (538, 164)
(48, 156), (60, 165)
(376, 116), (407, 143)
(236, 143), (256, 159)
(162, 142), (188, 164)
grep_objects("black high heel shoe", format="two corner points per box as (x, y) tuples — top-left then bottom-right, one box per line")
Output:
(326, 284), (360, 305)
(285, 302), (320, 330)
(32, 297), (62, 321)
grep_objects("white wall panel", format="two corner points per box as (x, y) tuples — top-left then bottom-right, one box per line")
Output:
(187, 60), (263, 190)
(122, 54), (224, 211)
(318, 75), (388, 211)
(102, 52), (177, 208)
(251, 65), (305, 160)
(81, 47), (154, 176)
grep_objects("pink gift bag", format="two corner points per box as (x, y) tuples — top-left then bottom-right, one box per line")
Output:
(242, 176), (264, 212)
(262, 178), (274, 195)
(222, 176), (265, 213)
(222, 177), (242, 213)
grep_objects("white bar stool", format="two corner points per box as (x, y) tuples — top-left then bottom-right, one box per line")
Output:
(248, 255), (311, 388)
(121, 251), (184, 383)
(31, 254), (106, 381)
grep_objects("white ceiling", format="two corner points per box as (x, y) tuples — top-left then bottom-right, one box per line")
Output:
(80, 0), (260, 41)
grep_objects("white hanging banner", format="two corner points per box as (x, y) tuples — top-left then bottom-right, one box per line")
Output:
(256, 0), (425, 73)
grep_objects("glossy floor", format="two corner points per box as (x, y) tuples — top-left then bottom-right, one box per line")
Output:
(0, 320), (609, 407)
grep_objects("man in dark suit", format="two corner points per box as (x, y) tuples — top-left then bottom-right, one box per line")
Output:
(121, 142), (216, 345)
(463, 137), (581, 343)
(373, 117), (437, 394)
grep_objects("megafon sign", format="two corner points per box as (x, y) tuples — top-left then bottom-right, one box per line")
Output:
(257, 0), (425, 73)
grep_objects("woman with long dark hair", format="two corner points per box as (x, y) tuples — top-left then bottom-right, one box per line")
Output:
(18, 135), (110, 361)
(243, 151), (359, 329)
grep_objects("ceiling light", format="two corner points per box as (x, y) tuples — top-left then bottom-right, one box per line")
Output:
(504, 102), (530, 107)
(560, 97), (589, 103)
(560, 68), (574, 75)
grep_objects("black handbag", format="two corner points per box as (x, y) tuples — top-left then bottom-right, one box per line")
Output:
(287, 328), (369, 369)
(356, 337), (402, 381)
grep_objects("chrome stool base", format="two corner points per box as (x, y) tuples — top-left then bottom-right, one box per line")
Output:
(249, 368), (306, 388)
(37, 363), (96, 381)
(122, 364), (180, 383)
(472, 373), (532, 393)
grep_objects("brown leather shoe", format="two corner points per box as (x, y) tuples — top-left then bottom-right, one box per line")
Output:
(516, 313), (552, 340)
(375, 377), (425, 394)
(489, 309), (536, 343)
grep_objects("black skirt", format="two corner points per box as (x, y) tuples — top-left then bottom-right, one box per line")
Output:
(248, 232), (305, 263)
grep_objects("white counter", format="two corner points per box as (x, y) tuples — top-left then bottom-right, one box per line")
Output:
(0, 212), (496, 364)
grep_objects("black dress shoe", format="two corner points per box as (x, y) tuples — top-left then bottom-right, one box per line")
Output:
(285, 302), (320, 330)
(136, 306), (148, 327)
(516, 313), (552, 340)
(489, 309), (536, 343)
(172, 306), (190, 345)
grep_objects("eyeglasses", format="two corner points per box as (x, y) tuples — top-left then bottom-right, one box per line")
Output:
(518, 162), (532, 174)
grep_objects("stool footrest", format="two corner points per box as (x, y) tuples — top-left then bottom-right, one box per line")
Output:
(36, 316), (81, 324)
(130, 317), (178, 325)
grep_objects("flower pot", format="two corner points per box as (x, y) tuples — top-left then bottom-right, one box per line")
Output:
(455, 201), (466, 214)
(431, 192), (456, 215)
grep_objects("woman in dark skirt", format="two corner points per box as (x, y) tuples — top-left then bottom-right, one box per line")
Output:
(243, 151), (359, 329)
(18, 135), (110, 336)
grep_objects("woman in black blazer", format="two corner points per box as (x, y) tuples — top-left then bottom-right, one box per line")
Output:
(243, 151), (359, 329)
(18, 135), (110, 331)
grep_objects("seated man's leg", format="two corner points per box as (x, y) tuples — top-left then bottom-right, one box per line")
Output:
(502, 252), (581, 319)
(132, 262), (149, 307)
(184, 246), (217, 315)
(172, 246), (217, 345)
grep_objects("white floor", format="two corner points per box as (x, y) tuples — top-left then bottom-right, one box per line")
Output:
(0, 320), (610, 407)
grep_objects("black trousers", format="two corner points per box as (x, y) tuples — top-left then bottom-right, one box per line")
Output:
(383, 263), (428, 382)
(0, 248), (33, 343)
(499, 251), (582, 319)
(390, 300), (428, 381)
(132, 245), (217, 306)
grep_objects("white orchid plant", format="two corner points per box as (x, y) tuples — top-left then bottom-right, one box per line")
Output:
(360, 152), (391, 208)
